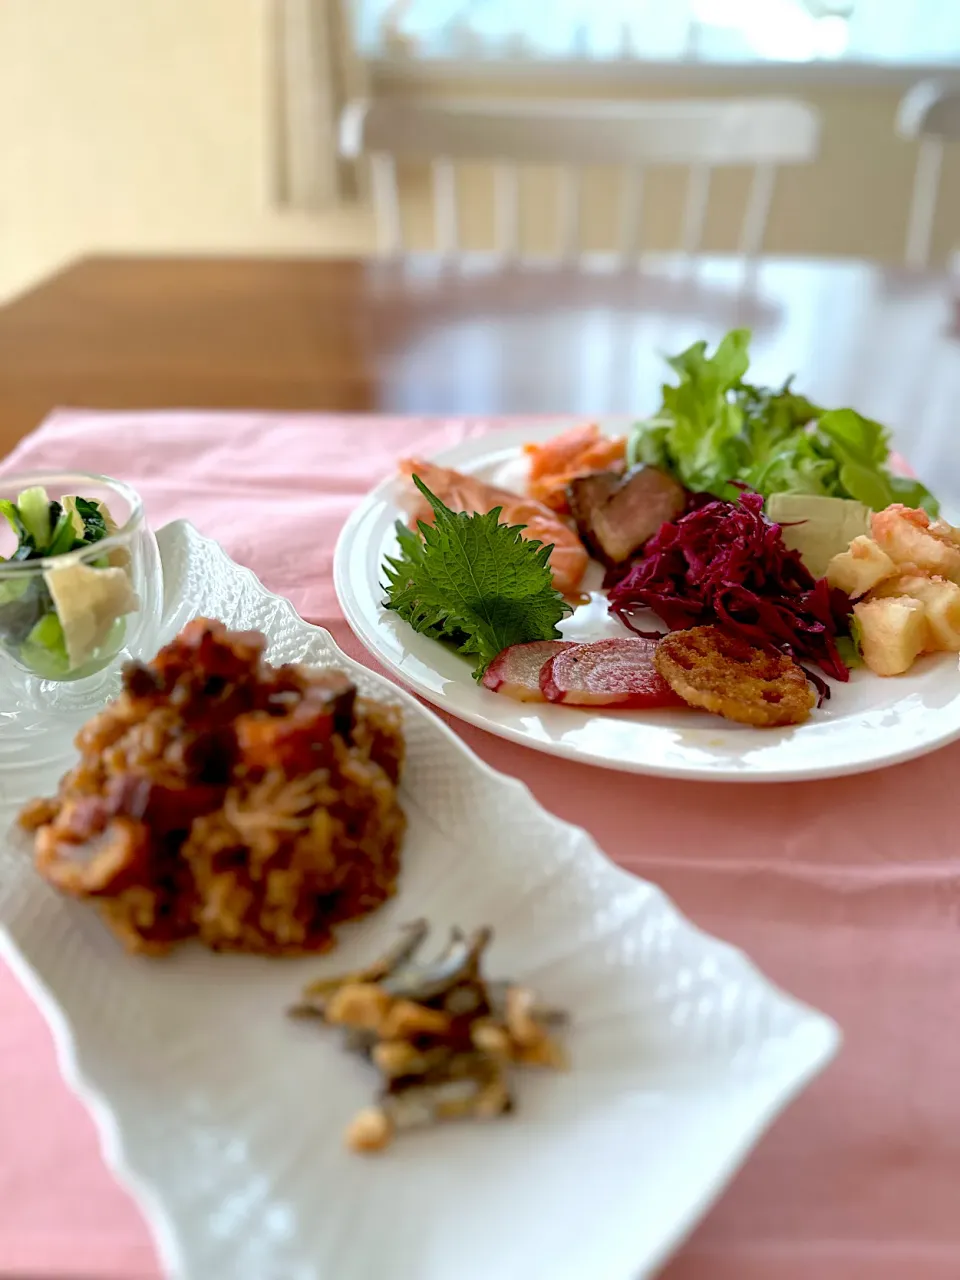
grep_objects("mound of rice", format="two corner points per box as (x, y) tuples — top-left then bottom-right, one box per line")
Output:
(19, 619), (406, 955)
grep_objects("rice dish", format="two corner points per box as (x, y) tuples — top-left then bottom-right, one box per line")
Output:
(19, 619), (406, 955)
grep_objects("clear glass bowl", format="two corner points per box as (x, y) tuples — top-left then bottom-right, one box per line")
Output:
(0, 471), (162, 712)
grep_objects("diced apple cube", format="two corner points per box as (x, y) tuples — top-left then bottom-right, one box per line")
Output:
(870, 574), (960, 652)
(853, 595), (927, 676)
(826, 536), (897, 599)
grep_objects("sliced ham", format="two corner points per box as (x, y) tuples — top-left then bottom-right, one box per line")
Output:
(567, 465), (686, 565)
(482, 640), (574, 701)
(566, 471), (621, 543)
(525, 424), (627, 513)
(540, 637), (685, 709)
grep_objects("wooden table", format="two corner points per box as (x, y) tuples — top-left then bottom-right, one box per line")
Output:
(1, 253), (959, 506)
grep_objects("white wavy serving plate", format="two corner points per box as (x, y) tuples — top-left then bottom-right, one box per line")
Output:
(335, 421), (960, 782)
(0, 521), (839, 1280)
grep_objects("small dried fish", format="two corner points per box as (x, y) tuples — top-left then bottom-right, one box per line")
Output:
(343, 1027), (379, 1058)
(382, 926), (491, 1002)
(486, 980), (569, 1028)
(372, 1040), (453, 1079)
(325, 983), (392, 1030)
(290, 922), (567, 1153)
(296, 918), (429, 1011)
(383, 1076), (484, 1130)
(382, 1053), (512, 1129)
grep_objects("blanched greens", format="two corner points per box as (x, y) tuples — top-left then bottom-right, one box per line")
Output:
(628, 329), (938, 516)
(0, 486), (119, 677)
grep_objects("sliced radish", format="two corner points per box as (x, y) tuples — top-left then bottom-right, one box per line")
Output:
(482, 640), (574, 701)
(540, 637), (684, 709)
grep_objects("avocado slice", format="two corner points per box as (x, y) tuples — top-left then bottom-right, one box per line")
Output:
(766, 494), (872, 579)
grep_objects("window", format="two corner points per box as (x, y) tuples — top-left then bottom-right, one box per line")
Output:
(354, 0), (960, 68)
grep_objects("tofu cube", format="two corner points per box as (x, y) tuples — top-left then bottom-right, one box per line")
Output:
(826, 536), (897, 599)
(853, 596), (927, 676)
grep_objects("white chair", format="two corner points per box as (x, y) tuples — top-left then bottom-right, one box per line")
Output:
(340, 96), (821, 261)
(898, 80), (960, 268)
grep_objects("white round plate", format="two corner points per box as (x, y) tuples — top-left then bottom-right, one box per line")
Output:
(334, 422), (960, 782)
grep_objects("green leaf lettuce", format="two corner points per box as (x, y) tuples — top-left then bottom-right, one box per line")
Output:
(628, 330), (939, 515)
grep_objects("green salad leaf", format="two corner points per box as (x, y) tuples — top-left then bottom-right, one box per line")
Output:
(628, 330), (939, 515)
(382, 476), (571, 678)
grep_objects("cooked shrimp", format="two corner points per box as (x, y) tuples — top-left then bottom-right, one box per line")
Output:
(524, 424), (626, 513)
(399, 458), (589, 595)
(931, 518), (960, 547)
(871, 505), (960, 584)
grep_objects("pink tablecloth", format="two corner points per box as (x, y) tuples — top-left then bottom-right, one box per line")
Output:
(2, 410), (960, 1280)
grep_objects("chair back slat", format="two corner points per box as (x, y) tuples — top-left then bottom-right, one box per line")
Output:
(370, 152), (402, 256)
(905, 138), (944, 270)
(739, 162), (777, 259)
(680, 163), (712, 256)
(343, 97), (819, 167)
(557, 167), (582, 261)
(494, 163), (521, 259)
(342, 96), (820, 260)
(618, 167), (645, 261)
(897, 81), (960, 268)
(432, 158), (459, 256)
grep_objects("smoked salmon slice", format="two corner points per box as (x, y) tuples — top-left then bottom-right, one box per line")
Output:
(399, 458), (589, 596)
(524, 424), (626, 514)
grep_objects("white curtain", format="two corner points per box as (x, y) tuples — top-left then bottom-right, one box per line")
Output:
(273, 0), (368, 209)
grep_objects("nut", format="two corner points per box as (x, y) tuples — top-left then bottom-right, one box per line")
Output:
(505, 985), (544, 1048)
(325, 982), (392, 1030)
(517, 1037), (568, 1071)
(379, 999), (451, 1040)
(345, 1106), (394, 1153)
(470, 1018), (513, 1059)
(372, 1040), (421, 1077)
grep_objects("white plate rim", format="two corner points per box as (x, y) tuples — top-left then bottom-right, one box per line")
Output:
(334, 422), (960, 783)
(0, 519), (842, 1280)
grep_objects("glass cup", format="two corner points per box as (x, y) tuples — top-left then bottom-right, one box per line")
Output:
(0, 471), (162, 714)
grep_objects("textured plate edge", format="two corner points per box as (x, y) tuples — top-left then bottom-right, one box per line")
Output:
(2, 518), (842, 1280)
(333, 431), (960, 782)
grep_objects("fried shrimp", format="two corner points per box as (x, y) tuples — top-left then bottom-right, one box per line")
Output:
(654, 626), (815, 728)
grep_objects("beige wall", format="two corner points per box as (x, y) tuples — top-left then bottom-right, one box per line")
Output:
(0, 0), (373, 301)
(0, 0), (957, 302)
